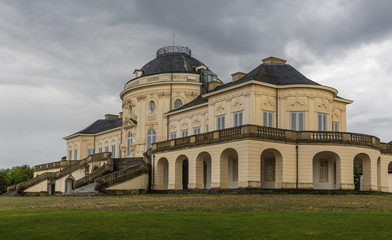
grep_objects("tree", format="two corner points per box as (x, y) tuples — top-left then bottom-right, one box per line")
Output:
(0, 169), (10, 194)
(0, 165), (34, 194)
(353, 165), (361, 191)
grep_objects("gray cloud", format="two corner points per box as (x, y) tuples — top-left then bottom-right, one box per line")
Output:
(1, 0), (392, 168)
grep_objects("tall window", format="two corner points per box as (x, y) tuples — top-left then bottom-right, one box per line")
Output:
(193, 127), (200, 135)
(181, 129), (188, 137)
(319, 160), (329, 182)
(87, 148), (94, 156)
(332, 122), (339, 132)
(290, 112), (305, 131)
(216, 115), (225, 130)
(111, 145), (116, 158)
(174, 99), (183, 109)
(99, 147), (102, 153)
(129, 105), (133, 115)
(263, 111), (273, 127)
(68, 150), (72, 160)
(105, 146), (109, 152)
(147, 129), (156, 150)
(233, 111), (243, 127)
(318, 113), (327, 131)
(205, 125), (209, 133)
(170, 132), (177, 139)
(127, 132), (132, 157)
(118, 144), (122, 158)
(74, 149), (77, 160)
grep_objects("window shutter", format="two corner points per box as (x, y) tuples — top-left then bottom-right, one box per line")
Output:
(291, 113), (296, 130)
(268, 112), (273, 127)
(299, 112), (304, 131)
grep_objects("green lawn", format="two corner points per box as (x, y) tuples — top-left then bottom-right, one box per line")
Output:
(0, 194), (391, 239)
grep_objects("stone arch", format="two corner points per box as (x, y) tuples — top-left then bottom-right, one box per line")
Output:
(354, 153), (371, 191)
(260, 148), (283, 189)
(175, 155), (189, 190)
(156, 158), (169, 190)
(313, 151), (340, 190)
(220, 148), (239, 189)
(65, 176), (75, 194)
(196, 152), (212, 189)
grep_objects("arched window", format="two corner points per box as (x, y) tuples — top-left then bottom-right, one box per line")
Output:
(149, 100), (156, 112)
(174, 99), (183, 109)
(127, 132), (132, 157)
(147, 129), (156, 150)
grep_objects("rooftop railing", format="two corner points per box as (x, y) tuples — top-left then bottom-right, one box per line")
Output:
(152, 125), (383, 153)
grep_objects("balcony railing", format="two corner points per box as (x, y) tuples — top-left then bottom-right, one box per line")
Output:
(152, 124), (383, 153)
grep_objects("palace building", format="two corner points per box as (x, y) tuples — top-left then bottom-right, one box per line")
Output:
(8, 46), (392, 195)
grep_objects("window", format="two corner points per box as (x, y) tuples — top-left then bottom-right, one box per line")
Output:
(318, 113), (327, 131)
(87, 148), (94, 156)
(216, 115), (225, 130)
(99, 148), (102, 153)
(129, 105), (133, 115)
(111, 145), (116, 158)
(193, 127), (200, 135)
(74, 149), (77, 160)
(264, 158), (275, 181)
(68, 150), (72, 160)
(290, 112), (305, 131)
(205, 125), (209, 133)
(170, 132), (177, 139)
(233, 111), (243, 127)
(127, 132), (132, 157)
(174, 99), (183, 109)
(332, 122), (339, 132)
(146, 129), (156, 150)
(263, 111), (273, 127)
(118, 144), (122, 158)
(319, 160), (329, 182)
(181, 129), (188, 137)
(232, 158), (238, 181)
(149, 100), (156, 112)
(105, 146), (109, 152)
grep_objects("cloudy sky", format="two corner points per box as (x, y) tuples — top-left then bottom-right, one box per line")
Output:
(1, 0), (392, 169)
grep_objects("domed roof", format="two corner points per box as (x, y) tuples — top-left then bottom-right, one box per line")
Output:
(139, 46), (205, 77)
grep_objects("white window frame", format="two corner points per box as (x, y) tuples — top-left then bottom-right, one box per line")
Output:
(111, 144), (116, 158)
(332, 122), (339, 132)
(74, 149), (77, 160)
(233, 111), (243, 127)
(216, 115), (225, 130)
(170, 132), (177, 139)
(290, 111), (305, 131)
(147, 129), (156, 150)
(205, 125), (209, 133)
(68, 150), (72, 160)
(99, 148), (102, 153)
(318, 113), (327, 131)
(127, 132), (132, 157)
(181, 129), (188, 138)
(193, 127), (200, 135)
(118, 144), (122, 158)
(263, 111), (273, 127)
(174, 99), (183, 109)
(149, 100), (156, 112)
(105, 146), (109, 152)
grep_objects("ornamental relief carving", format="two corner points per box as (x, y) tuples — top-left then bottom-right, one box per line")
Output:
(169, 123), (177, 131)
(215, 102), (226, 116)
(180, 119), (189, 130)
(145, 122), (158, 128)
(123, 118), (136, 129)
(210, 90), (251, 104)
(315, 99), (330, 113)
(136, 94), (147, 101)
(192, 117), (201, 127)
(287, 98), (308, 111)
(157, 91), (171, 98)
(260, 96), (275, 111)
(332, 109), (340, 121)
(231, 97), (244, 112)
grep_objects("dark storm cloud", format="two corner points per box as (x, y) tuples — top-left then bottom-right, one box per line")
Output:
(1, 0), (392, 168)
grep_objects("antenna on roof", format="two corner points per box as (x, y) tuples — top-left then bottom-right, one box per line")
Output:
(172, 33), (175, 46)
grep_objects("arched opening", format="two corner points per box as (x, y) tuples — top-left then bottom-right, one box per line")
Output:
(175, 155), (189, 190)
(354, 153), (371, 191)
(65, 177), (74, 194)
(220, 148), (239, 189)
(313, 151), (340, 190)
(48, 183), (55, 195)
(260, 149), (283, 189)
(388, 162), (392, 193)
(147, 129), (156, 150)
(127, 132), (133, 157)
(156, 158), (169, 190)
(196, 152), (212, 189)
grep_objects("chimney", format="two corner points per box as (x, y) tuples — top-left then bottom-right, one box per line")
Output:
(105, 114), (119, 120)
(208, 81), (223, 91)
(231, 72), (246, 82)
(262, 56), (286, 65)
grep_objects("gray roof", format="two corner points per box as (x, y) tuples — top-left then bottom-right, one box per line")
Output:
(66, 118), (123, 138)
(140, 53), (205, 77)
(213, 63), (320, 92)
(167, 96), (208, 113)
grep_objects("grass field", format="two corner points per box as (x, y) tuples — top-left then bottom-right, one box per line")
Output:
(1, 194), (392, 239)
